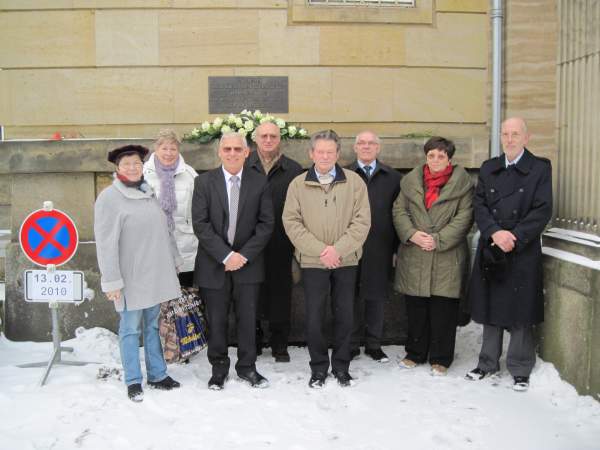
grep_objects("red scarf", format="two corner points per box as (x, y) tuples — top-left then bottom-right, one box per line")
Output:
(423, 164), (453, 210)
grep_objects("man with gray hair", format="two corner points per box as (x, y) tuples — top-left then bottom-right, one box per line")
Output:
(192, 132), (274, 390)
(346, 131), (401, 363)
(283, 130), (371, 388)
(466, 117), (552, 392)
(246, 122), (303, 362)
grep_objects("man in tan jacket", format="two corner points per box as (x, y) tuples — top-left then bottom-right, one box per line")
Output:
(283, 130), (371, 388)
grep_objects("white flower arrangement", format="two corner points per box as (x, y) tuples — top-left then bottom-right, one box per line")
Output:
(184, 110), (309, 144)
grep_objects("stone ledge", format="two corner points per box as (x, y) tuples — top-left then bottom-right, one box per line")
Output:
(0, 137), (489, 174)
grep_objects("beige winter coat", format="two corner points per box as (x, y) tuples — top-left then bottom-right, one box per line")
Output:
(393, 165), (473, 299)
(283, 165), (371, 269)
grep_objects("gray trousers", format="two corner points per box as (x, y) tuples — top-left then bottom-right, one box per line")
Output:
(477, 324), (536, 377)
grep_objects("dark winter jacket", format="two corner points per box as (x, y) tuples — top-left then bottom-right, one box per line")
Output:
(393, 165), (474, 299)
(469, 149), (552, 327)
(245, 151), (304, 297)
(346, 160), (401, 300)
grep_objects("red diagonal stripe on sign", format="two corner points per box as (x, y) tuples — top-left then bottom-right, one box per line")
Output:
(31, 219), (69, 257)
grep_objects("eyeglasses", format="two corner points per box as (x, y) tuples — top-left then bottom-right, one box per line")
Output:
(119, 162), (143, 169)
(356, 141), (378, 146)
(220, 147), (246, 154)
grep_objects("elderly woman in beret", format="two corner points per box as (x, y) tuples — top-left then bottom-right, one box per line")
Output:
(393, 137), (474, 376)
(143, 129), (198, 288)
(94, 144), (182, 402)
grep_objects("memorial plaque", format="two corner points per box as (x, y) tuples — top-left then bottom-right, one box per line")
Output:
(209, 76), (289, 114)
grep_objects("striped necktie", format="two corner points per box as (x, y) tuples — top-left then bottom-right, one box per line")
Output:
(227, 175), (239, 245)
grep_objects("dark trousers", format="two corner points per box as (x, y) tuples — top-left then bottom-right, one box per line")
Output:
(302, 266), (357, 374)
(404, 295), (459, 368)
(477, 324), (536, 377)
(201, 274), (260, 377)
(351, 296), (385, 351)
(178, 271), (194, 289)
(259, 257), (293, 352)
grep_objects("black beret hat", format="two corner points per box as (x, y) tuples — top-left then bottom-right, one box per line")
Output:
(107, 145), (149, 165)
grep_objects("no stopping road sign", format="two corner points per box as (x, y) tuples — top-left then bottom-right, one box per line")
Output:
(19, 208), (79, 267)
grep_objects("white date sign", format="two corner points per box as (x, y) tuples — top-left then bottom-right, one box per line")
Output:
(24, 270), (84, 303)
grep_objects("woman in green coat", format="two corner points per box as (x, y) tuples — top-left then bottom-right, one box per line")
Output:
(393, 137), (473, 376)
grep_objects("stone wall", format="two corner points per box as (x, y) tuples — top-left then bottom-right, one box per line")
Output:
(540, 234), (600, 398)
(0, 1), (489, 140)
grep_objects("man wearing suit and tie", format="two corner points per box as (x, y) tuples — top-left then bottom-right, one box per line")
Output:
(192, 132), (274, 390)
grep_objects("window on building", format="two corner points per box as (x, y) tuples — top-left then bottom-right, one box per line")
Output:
(308, 0), (415, 6)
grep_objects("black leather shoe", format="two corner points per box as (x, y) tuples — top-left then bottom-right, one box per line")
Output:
(208, 373), (228, 391)
(465, 367), (495, 381)
(148, 376), (181, 390)
(513, 376), (530, 392)
(364, 348), (390, 363)
(350, 348), (360, 360)
(333, 371), (354, 387)
(238, 370), (269, 388)
(308, 371), (327, 389)
(273, 349), (291, 363)
(127, 383), (144, 402)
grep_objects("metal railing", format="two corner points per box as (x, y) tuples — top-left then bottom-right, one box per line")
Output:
(555, 0), (600, 235)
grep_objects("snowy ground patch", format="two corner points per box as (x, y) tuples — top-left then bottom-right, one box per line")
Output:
(0, 322), (599, 450)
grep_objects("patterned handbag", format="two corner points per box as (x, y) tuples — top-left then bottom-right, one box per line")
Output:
(159, 287), (208, 364)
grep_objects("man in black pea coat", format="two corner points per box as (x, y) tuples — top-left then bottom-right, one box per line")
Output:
(192, 132), (274, 390)
(246, 122), (304, 362)
(466, 117), (552, 391)
(346, 131), (401, 363)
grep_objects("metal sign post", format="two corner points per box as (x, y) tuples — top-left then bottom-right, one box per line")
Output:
(17, 201), (97, 386)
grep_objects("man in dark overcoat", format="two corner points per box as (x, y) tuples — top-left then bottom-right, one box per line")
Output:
(192, 132), (274, 390)
(246, 122), (303, 362)
(466, 117), (552, 391)
(346, 131), (401, 363)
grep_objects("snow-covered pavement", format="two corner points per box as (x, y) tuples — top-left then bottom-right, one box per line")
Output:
(0, 323), (598, 450)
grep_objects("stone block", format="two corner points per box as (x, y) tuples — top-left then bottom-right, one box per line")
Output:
(393, 68), (487, 123)
(170, 0), (286, 7)
(258, 10), (319, 66)
(0, 0), (286, 9)
(558, 258), (593, 297)
(436, 0), (488, 12)
(95, 174), (113, 198)
(4, 243), (119, 342)
(0, 206), (10, 229)
(159, 10), (260, 66)
(319, 25), (406, 66)
(0, 10), (95, 68)
(0, 70), (8, 124)
(332, 68), (395, 122)
(589, 272), (600, 398)
(95, 10), (159, 66)
(0, 174), (11, 204)
(0, 139), (146, 174)
(404, 13), (488, 68)
(3, 69), (176, 126)
(540, 284), (592, 394)
(10, 173), (96, 241)
(0, 1), (171, 8)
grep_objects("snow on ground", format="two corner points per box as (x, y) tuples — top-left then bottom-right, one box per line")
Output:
(0, 323), (599, 450)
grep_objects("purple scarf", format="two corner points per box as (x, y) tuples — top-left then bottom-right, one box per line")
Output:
(154, 156), (179, 232)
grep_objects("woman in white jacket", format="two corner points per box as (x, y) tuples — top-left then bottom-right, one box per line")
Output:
(144, 129), (199, 288)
